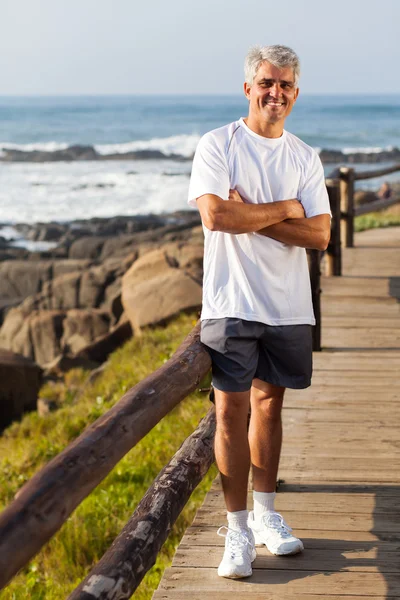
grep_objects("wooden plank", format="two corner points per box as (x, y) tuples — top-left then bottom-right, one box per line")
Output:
(154, 592), (390, 600)
(354, 226), (400, 247)
(321, 316), (400, 328)
(322, 328), (400, 348)
(173, 546), (400, 573)
(281, 407), (400, 422)
(156, 568), (392, 595)
(192, 509), (400, 532)
(181, 526), (400, 549)
(201, 491), (400, 513)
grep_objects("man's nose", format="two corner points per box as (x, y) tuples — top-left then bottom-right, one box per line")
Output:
(269, 83), (282, 97)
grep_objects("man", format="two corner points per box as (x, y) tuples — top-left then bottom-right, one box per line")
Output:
(188, 45), (331, 579)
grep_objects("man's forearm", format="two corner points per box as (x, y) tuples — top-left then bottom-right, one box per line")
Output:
(198, 195), (304, 234)
(258, 216), (331, 251)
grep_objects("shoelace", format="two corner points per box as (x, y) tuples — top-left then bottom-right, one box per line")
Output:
(217, 526), (254, 558)
(261, 512), (293, 537)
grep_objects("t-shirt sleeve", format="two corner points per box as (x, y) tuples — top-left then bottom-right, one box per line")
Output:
(188, 133), (230, 208)
(299, 151), (332, 218)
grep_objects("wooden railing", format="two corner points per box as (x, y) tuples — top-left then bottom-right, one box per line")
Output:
(0, 169), (397, 598)
(338, 164), (400, 248)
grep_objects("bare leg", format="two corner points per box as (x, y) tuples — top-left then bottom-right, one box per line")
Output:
(214, 388), (251, 512)
(248, 379), (285, 493)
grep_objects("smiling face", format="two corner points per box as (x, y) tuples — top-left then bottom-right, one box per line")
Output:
(244, 61), (299, 136)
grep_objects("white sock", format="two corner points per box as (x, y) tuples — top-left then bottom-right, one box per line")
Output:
(253, 491), (276, 520)
(227, 509), (249, 532)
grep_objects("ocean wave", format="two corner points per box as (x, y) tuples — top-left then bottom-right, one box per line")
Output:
(0, 134), (200, 161)
(95, 134), (200, 158)
(0, 141), (69, 153)
(342, 145), (396, 155)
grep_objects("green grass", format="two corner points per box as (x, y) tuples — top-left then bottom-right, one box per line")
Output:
(355, 211), (400, 232)
(0, 313), (216, 599)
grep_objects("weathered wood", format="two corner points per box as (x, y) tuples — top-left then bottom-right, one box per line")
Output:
(0, 322), (211, 591)
(352, 163), (400, 181)
(325, 179), (342, 276)
(68, 408), (216, 600)
(308, 249), (321, 350)
(197, 490), (400, 513)
(340, 167), (355, 248)
(355, 196), (400, 216)
(173, 545), (400, 572)
(154, 594), (388, 600)
(181, 525), (400, 548)
(156, 568), (392, 595)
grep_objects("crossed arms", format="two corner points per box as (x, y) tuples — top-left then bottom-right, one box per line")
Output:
(196, 191), (331, 251)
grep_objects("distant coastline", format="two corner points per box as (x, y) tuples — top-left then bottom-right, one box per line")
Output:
(1, 143), (400, 165)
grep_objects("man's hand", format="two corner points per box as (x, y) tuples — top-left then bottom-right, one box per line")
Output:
(228, 189), (245, 203)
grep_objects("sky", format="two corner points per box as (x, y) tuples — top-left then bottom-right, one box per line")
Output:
(0, 0), (399, 96)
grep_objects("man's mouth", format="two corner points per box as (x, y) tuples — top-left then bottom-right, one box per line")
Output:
(265, 101), (285, 106)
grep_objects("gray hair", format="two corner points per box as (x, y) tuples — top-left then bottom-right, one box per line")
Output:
(244, 45), (300, 87)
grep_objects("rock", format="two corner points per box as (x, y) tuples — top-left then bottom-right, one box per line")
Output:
(0, 306), (113, 367)
(121, 243), (203, 333)
(79, 263), (116, 308)
(69, 236), (108, 259)
(0, 258), (91, 305)
(27, 223), (67, 242)
(0, 349), (42, 430)
(0, 305), (34, 359)
(73, 320), (132, 364)
(0, 260), (52, 301)
(30, 311), (65, 366)
(60, 309), (110, 354)
(44, 354), (100, 376)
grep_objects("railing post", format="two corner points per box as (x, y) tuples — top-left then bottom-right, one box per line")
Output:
(339, 167), (355, 248)
(308, 249), (322, 351)
(326, 178), (342, 276)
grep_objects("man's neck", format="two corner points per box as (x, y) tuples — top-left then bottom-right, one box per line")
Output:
(244, 116), (284, 139)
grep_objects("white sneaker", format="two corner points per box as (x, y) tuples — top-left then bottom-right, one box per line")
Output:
(248, 511), (304, 555)
(217, 526), (256, 578)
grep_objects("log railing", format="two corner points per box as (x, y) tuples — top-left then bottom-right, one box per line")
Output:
(0, 175), (356, 597)
(339, 164), (400, 248)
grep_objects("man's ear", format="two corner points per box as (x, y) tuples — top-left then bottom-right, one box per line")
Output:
(294, 87), (300, 102)
(243, 81), (251, 100)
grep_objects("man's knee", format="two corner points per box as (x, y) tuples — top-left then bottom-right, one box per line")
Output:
(214, 389), (250, 431)
(251, 379), (285, 420)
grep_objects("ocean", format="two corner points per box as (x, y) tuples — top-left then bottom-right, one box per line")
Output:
(0, 94), (399, 229)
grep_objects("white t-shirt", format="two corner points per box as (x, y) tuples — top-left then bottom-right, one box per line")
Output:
(188, 118), (331, 326)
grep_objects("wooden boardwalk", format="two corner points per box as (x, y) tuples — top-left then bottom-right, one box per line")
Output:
(153, 227), (400, 600)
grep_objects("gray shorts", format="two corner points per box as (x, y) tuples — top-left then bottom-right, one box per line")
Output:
(200, 318), (313, 392)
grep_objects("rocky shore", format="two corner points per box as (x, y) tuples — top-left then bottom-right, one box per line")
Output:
(0, 211), (204, 429)
(1, 144), (400, 164)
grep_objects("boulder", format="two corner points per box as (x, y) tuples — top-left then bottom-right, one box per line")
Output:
(30, 311), (65, 366)
(0, 305), (34, 359)
(69, 237), (107, 259)
(121, 243), (203, 333)
(0, 260), (52, 300)
(0, 349), (42, 430)
(60, 309), (110, 354)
